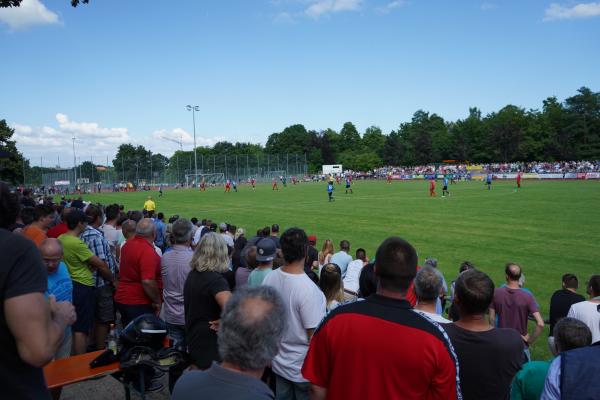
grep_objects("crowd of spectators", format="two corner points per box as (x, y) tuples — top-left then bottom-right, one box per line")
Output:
(1, 181), (599, 400)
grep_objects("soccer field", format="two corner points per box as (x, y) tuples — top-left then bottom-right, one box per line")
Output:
(80, 179), (600, 360)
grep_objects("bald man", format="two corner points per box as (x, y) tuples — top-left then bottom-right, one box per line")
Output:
(40, 239), (74, 360)
(115, 218), (163, 326)
(489, 263), (544, 361)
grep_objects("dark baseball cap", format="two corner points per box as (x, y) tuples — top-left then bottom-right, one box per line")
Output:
(256, 238), (277, 262)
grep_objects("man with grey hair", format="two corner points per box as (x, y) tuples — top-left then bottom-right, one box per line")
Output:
(115, 218), (162, 326)
(161, 218), (194, 348)
(413, 266), (450, 323)
(513, 317), (591, 400)
(173, 286), (286, 400)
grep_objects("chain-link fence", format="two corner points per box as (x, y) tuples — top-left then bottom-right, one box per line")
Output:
(40, 153), (308, 192)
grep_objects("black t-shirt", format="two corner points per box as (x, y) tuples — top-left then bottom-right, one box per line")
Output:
(0, 229), (50, 400)
(184, 270), (230, 369)
(549, 289), (585, 333)
(444, 324), (525, 400)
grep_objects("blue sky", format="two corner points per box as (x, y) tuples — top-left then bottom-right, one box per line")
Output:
(1, 0), (599, 166)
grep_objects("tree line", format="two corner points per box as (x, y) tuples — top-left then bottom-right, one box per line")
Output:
(1, 87), (598, 184)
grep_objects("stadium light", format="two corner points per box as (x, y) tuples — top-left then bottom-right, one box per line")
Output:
(186, 105), (200, 181)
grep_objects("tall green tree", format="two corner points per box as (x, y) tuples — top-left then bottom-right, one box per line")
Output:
(564, 87), (600, 159)
(0, 120), (26, 184)
(362, 126), (386, 156)
(339, 122), (361, 152)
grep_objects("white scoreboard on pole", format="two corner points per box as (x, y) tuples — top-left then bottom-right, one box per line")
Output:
(322, 164), (343, 175)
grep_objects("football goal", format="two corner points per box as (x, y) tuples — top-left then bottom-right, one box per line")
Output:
(185, 173), (225, 187)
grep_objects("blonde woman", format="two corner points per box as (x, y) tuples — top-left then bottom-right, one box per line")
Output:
(318, 239), (335, 268)
(184, 233), (232, 369)
(319, 263), (345, 312)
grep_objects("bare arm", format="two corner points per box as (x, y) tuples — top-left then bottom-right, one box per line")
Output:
(488, 308), (496, 327)
(310, 384), (328, 400)
(88, 255), (114, 284)
(141, 279), (162, 306)
(4, 294), (75, 367)
(209, 291), (232, 331)
(526, 312), (545, 344)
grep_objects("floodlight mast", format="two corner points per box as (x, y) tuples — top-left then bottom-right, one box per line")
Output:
(186, 105), (200, 181)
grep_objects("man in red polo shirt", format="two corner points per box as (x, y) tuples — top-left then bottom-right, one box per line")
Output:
(47, 207), (71, 239)
(302, 237), (461, 400)
(115, 218), (162, 326)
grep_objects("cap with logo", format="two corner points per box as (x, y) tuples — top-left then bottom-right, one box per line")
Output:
(256, 238), (277, 262)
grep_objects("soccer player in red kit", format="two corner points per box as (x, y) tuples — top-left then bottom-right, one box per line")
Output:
(429, 179), (436, 197)
(225, 179), (231, 193)
(516, 172), (522, 189)
(387, 172), (392, 184)
(272, 177), (278, 190)
(251, 177), (256, 191)
(200, 178), (206, 192)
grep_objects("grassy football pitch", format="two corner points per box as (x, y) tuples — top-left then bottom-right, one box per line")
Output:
(81, 179), (600, 360)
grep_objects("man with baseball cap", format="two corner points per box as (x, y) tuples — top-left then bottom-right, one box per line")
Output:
(247, 238), (277, 288)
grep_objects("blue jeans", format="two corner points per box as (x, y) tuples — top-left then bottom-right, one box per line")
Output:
(166, 323), (186, 350)
(275, 374), (310, 400)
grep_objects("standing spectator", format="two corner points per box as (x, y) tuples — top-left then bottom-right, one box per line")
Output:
(318, 239), (334, 268)
(0, 182), (76, 400)
(424, 258), (448, 313)
(413, 266), (450, 323)
(219, 223), (234, 247)
(184, 233), (232, 369)
(263, 228), (326, 400)
(342, 248), (368, 301)
(302, 237), (459, 400)
(330, 240), (352, 277)
(319, 263), (344, 312)
(541, 322), (598, 399)
(173, 286), (287, 400)
(513, 318), (591, 400)
(118, 219), (137, 250)
(22, 204), (55, 247)
(269, 224), (281, 248)
(448, 261), (476, 321)
(154, 212), (167, 252)
(567, 275), (600, 343)
(232, 227), (247, 269)
(47, 207), (71, 239)
(161, 219), (194, 348)
(248, 241), (276, 288)
(82, 204), (118, 351)
(548, 274), (585, 350)
(59, 209), (114, 355)
(40, 238), (73, 360)
(489, 263), (544, 360)
(305, 235), (319, 273)
(191, 219), (210, 249)
(358, 262), (377, 298)
(444, 269), (525, 400)
(115, 218), (162, 326)
(100, 204), (121, 262)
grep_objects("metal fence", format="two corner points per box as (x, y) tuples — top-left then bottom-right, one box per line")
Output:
(41, 153), (308, 191)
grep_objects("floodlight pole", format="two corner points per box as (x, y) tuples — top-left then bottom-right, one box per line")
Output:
(72, 137), (77, 185)
(186, 105), (200, 181)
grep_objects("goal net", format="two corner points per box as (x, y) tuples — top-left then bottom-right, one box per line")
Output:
(265, 170), (287, 180)
(185, 173), (225, 187)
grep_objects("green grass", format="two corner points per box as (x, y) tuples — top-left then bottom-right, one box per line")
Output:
(77, 179), (600, 360)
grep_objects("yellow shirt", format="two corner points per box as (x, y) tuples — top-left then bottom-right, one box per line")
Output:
(143, 200), (156, 211)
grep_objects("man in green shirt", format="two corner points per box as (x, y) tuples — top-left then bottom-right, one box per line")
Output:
(247, 239), (276, 288)
(58, 210), (114, 355)
(510, 317), (592, 400)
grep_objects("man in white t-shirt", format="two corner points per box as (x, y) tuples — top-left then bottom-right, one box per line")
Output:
(567, 275), (600, 343)
(413, 266), (450, 323)
(191, 219), (210, 249)
(343, 248), (368, 301)
(219, 222), (234, 247)
(262, 227), (326, 400)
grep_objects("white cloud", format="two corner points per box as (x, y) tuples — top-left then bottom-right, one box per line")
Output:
(0, 0), (60, 31)
(305, 0), (362, 18)
(12, 115), (227, 166)
(480, 2), (497, 11)
(273, 11), (295, 24)
(377, 0), (406, 14)
(544, 2), (600, 20)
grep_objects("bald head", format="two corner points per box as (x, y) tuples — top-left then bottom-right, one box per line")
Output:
(121, 219), (137, 240)
(505, 263), (522, 282)
(40, 238), (63, 274)
(136, 218), (156, 239)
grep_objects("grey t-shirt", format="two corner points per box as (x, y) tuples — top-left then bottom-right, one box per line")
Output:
(172, 362), (274, 400)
